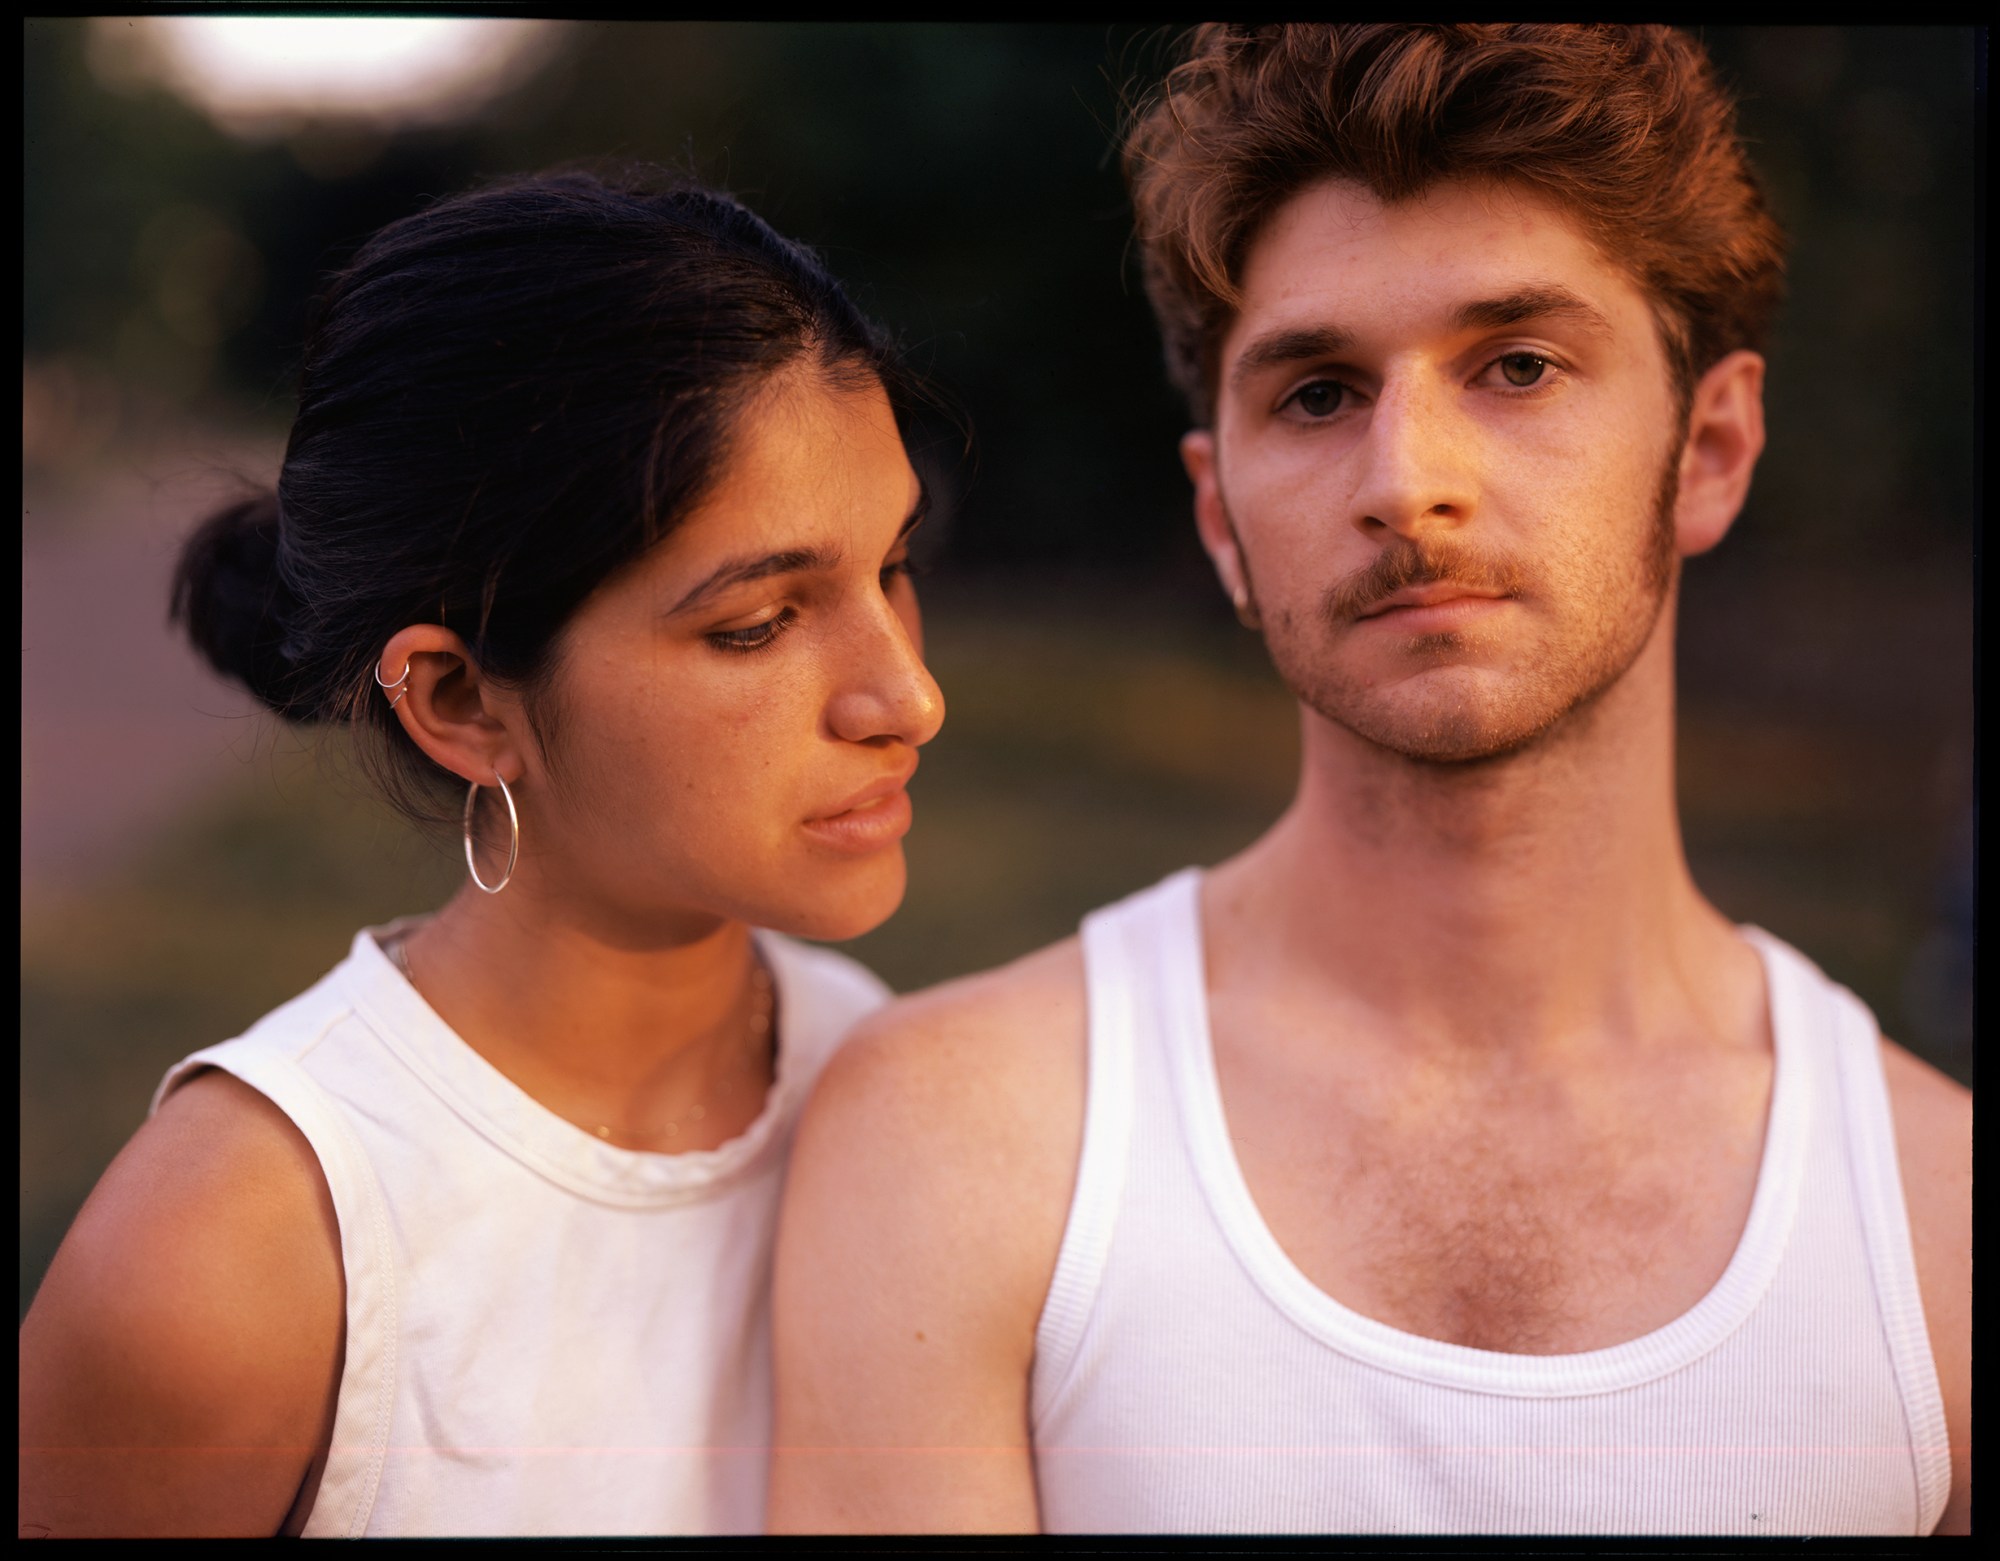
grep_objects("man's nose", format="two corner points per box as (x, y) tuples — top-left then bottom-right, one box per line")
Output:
(1345, 370), (1479, 538)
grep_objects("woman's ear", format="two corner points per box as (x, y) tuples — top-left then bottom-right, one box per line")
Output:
(375, 625), (529, 789)
(1674, 349), (1767, 558)
(1182, 429), (1260, 626)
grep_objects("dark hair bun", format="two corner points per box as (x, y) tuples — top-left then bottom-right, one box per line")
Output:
(170, 493), (317, 721)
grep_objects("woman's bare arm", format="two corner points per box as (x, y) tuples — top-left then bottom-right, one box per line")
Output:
(18, 1069), (345, 1538)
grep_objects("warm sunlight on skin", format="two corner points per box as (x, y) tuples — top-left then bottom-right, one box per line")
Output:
(1186, 179), (1699, 767)
(382, 366), (944, 952)
(90, 17), (559, 136)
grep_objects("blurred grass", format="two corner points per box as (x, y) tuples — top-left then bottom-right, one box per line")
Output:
(18, 593), (1969, 1319)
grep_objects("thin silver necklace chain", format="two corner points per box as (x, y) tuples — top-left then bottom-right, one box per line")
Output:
(387, 933), (777, 1146)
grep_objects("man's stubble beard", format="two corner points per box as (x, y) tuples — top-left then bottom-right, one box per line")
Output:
(1237, 450), (1682, 768)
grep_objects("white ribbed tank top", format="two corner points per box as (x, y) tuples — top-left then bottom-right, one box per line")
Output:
(1031, 870), (1950, 1535)
(152, 924), (889, 1538)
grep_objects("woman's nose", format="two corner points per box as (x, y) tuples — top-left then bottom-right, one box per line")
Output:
(825, 595), (944, 748)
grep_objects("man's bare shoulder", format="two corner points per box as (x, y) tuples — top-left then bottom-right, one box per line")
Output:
(783, 935), (1089, 1354)
(1877, 1034), (1971, 1134)
(811, 934), (1088, 1139)
(1876, 1037), (1970, 1535)
(1878, 1036), (1972, 1249)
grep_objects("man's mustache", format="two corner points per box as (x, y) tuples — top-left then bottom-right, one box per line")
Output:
(1320, 539), (1527, 625)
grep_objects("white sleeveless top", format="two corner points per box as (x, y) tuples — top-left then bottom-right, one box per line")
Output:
(152, 924), (889, 1538)
(1031, 870), (1950, 1535)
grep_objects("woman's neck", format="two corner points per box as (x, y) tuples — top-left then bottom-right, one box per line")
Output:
(394, 888), (776, 1153)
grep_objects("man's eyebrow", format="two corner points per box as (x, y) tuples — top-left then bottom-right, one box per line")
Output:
(1450, 285), (1615, 341)
(1229, 325), (1357, 391)
(667, 475), (931, 616)
(1228, 286), (1617, 393)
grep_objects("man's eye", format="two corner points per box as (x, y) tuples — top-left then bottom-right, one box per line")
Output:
(1498, 353), (1549, 388)
(1287, 380), (1346, 418)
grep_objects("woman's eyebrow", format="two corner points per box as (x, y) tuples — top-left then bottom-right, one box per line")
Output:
(669, 547), (834, 615)
(668, 477), (931, 616)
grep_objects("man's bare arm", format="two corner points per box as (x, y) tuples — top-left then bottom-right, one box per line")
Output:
(18, 1070), (345, 1538)
(768, 942), (1087, 1534)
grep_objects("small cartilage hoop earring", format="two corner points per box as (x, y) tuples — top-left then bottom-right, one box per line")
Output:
(463, 771), (520, 894)
(375, 658), (412, 709)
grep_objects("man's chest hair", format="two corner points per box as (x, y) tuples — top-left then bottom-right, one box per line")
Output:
(1221, 1044), (1769, 1355)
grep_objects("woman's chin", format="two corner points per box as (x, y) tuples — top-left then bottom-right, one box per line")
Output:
(759, 851), (910, 943)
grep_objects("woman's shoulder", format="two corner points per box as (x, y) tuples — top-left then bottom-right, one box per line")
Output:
(19, 1068), (345, 1535)
(74, 1068), (345, 1306)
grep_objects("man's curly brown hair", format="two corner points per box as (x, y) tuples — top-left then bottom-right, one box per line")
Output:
(1122, 24), (1787, 422)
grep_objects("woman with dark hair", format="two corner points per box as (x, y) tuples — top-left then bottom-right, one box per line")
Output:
(18, 170), (944, 1538)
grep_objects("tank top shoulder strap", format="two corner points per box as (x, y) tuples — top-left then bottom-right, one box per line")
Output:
(1033, 869), (1203, 1417)
(154, 1036), (399, 1536)
(1741, 927), (1951, 1529)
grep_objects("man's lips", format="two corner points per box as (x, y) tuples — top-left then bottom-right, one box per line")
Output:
(1355, 582), (1510, 621)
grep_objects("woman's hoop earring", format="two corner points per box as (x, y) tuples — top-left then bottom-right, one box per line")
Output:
(375, 659), (412, 709)
(463, 771), (520, 894)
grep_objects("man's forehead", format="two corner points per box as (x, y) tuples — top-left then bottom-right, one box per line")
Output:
(1230, 177), (1646, 347)
(1251, 176), (1597, 266)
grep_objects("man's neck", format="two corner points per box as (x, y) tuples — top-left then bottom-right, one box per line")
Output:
(1215, 627), (1755, 1060)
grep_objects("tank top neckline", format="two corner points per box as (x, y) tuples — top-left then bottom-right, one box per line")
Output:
(1155, 867), (1813, 1398)
(337, 920), (804, 1209)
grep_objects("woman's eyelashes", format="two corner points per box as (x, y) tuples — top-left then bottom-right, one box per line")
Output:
(707, 608), (796, 654)
(704, 557), (921, 654)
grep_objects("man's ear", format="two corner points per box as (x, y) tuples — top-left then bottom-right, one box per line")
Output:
(1674, 349), (1766, 558)
(375, 624), (531, 791)
(1182, 429), (1257, 621)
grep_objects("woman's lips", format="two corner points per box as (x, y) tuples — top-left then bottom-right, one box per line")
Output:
(802, 771), (917, 854)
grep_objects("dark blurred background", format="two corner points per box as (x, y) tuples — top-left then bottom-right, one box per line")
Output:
(21, 21), (1977, 1316)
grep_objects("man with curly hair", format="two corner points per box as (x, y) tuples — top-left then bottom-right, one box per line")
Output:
(770, 25), (1969, 1536)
